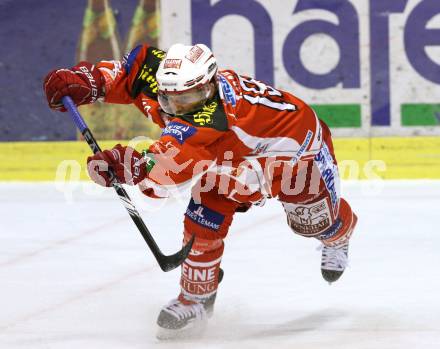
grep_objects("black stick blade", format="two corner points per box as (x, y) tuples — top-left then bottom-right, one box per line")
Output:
(158, 234), (195, 272)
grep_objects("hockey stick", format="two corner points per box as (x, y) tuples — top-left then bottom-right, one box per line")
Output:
(62, 96), (194, 272)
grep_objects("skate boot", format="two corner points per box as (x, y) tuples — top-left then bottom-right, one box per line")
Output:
(156, 268), (223, 339)
(156, 292), (217, 339)
(320, 242), (349, 283)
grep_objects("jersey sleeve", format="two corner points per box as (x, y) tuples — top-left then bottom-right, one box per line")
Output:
(95, 44), (167, 126)
(145, 120), (223, 190)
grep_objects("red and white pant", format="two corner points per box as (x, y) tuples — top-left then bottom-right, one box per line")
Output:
(179, 122), (357, 302)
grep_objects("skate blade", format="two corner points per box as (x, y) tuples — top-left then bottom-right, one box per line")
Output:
(156, 320), (207, 340)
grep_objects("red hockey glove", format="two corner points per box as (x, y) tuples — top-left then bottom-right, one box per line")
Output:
(43, 62), (104, 112)
(87, 144), (148, 187)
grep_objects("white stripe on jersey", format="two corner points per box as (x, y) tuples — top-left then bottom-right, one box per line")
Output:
(242, 95), (297, 111)
(308, 110), (323, 155)
(231, 125), (301, 157)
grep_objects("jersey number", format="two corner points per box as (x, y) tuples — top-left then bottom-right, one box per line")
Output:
(238, 76), (297, 111)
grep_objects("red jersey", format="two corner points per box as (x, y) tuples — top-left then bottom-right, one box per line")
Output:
(96, 44), (323, 203)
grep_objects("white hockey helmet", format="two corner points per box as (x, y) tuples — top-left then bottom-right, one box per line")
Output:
(156, 43), (218, 115)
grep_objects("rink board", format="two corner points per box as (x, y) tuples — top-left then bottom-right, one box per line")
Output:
(1, 137), (439, 181)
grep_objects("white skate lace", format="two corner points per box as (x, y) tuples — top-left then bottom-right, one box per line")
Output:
(164, 299), (206, 321)
(319, 243), (349, 271)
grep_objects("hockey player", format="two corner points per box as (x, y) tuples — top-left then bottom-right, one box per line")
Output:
(44, 43), (357, 338)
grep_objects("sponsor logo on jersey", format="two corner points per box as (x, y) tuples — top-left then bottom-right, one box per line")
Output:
(131, 47), (166, 99)
(219, 74), (236, 106)
(164, 59), (182, 69)
(285, 198), (332, 237)
(185, 45), (204, 63)
(138, 65), (158, 93)
(177, 95), (229, 131)
(250, 142), (269, 155)
(314, 143), (339, 211)
(151, 48), (166, 60)
(193, 100), (218, 126)
(185, 199), (225, 231)
(318, 219), (342, 240)
(161, 122), (197, 144)
(291, 130), (313, 166)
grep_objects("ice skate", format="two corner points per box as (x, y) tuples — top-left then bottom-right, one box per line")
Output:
(320, 242), (349, 283)
(156, 292), (217, 340)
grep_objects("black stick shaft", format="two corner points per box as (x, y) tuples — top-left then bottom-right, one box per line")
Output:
(62, 96), (194, 271)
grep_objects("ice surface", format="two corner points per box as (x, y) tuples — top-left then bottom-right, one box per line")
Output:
(0, 181), (439, 349)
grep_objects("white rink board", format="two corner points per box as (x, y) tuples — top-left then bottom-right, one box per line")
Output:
(0, 181), (439, 348)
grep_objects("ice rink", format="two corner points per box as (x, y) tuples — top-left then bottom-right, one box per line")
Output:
(1, 180), (439, 349)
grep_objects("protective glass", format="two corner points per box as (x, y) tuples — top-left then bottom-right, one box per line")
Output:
(158, 84), (211, 115)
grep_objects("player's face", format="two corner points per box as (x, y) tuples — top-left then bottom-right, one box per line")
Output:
(158, 83), (212, 115)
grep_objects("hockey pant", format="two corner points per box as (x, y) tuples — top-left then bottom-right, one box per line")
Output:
(179, 127), (357, 301)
